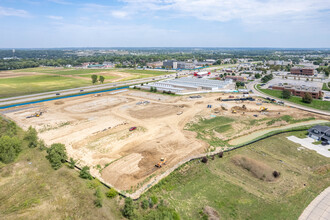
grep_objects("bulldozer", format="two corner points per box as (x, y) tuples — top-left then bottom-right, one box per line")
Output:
(260, 106), (268, 112)
(155, 158), (166, 168)
(232, 110), (237, 114)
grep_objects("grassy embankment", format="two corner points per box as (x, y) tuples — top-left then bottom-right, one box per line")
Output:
(0, 117), (122, 219)
(256, 84), (330, 111)
(185, 115), (317, 150)
(140, 131), (330, 219)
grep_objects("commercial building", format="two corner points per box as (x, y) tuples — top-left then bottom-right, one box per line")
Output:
(290, 67), (314, 76)
(163, 60), (177, 69)
(133, 77), (232, 93)
(271, 84), (323, 99)
(308, 125), (330, 145)
(225, 75), (247, 82)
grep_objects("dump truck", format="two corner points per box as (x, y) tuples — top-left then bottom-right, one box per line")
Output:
(155, 158), (166, 168)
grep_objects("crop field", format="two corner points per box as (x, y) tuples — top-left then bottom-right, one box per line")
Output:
(0, 75), (91, 98)
(0, 67), (172, 98)
(3, 91), (327, 196)
(142, 132), (330, 219)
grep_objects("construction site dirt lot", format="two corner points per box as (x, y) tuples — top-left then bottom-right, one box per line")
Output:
(2, 91), (326, 192)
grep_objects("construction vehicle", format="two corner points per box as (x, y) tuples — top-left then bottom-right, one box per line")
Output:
(26, 111), (43, 118)
(155, 158), (166, 168)
(232, 110), (237, 114)
(260, 106), (268, 112)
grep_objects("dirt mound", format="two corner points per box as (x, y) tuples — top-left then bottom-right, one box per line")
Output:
(231, 155), (277, 182)
(54, 101), (64, 105)
(204, 206), (220, 220)
(231, 105), (247, 111)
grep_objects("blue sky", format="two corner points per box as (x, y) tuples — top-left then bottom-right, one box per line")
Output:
(0, 0), (329, 48)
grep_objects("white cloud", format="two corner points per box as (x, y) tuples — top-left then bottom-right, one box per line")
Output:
(47, 15), (63, 20)
(0, 6), (30, 17)
(111, 10), (128, 18)
(118, 0), (330, 24)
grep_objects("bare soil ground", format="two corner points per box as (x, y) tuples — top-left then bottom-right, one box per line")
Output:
(2, 91), (325, 192)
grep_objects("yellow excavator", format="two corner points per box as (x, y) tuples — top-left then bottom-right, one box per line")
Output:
(260, 106), (268, 112)
(26, 111), (43, 118)
(155, 158), (167, 168)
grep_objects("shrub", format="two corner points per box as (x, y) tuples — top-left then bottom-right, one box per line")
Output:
(141, 199), (149, 209)
(122, 197), (134, 219)
(302, 93), (313, 103)
(0, 135), (22, 163)
(219, 152), (223, 158)
(273, 171), (280, 178)
(69, 157), (76, 169)
(94, 198), (103, 208)
(46, 143), (67, 170)
(282, 90), (291, 99)
(79, 166), (93, 180)
(37, 139), (46, 151)
(24, 126), (38, 148)
(150, 195), (158, 205)
(201, 156), (208, 163)
(106, 188), (118, 198)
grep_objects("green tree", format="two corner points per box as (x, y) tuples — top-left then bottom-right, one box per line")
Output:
(154, 87), (157, 92)
(150, 87), (154, 92)
(69, 157), (76, 169)
(302, 93), (313, 103)
(122, 197), (134, 219)
(99, 75), (105, 83)
(79, 166), (93, 179)
(91, 74), (98, 84)
(282, 90), (291, 99)
(0, 135), (22, 163)
(46, 143), (67, 170)
(106, 188), (118, 198)
(24, 126), (38, 148)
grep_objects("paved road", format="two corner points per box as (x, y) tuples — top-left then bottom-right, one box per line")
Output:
(299, 187), (330, 220)
(0, 72), (185, 106)
(247, 81), (330, 116)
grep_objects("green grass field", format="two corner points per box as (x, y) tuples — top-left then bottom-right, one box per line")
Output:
(0, 75), (91, 98)
(140, 132), (330, 219)
(257, 85), (330, 111)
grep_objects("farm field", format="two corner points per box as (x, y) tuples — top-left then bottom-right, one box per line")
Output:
(0, 75), (91, 98)
(3, 90), (327, 196)
(256, 85), (330, 111)
(0, 67), (172, 98)
(141, 132), (330, 219)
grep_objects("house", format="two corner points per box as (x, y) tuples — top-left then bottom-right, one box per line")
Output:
(308, 125), (330, 145)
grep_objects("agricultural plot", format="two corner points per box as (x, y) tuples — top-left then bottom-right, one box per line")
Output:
(0, 67), (172, 98)
(3, 91), (326, 195)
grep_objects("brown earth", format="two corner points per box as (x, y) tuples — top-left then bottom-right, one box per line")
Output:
(2, 91), (324, 192)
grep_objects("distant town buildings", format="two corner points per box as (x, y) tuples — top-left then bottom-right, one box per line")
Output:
(225, 75), (247, 82)
(266, 60), (292, 66)
(271, 83), (323, 99)
(290, 67), (314, 76)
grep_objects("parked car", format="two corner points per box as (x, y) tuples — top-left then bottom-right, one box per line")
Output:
(56, 93), (60, 95)
(129, 127), (137, 131)
(80, 90), (84, 92)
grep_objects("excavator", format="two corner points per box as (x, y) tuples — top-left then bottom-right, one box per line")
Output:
(155, 158), (166, 168)
(26, 111), (43, 118)
(260, 106), (268, 112)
